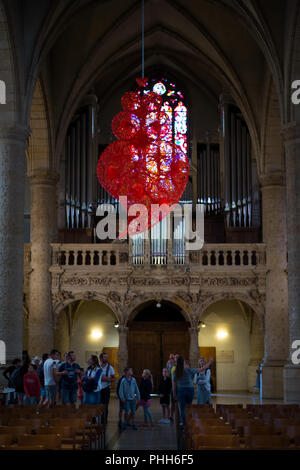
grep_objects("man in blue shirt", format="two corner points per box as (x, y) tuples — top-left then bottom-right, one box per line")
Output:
(58, 351), (81, 405)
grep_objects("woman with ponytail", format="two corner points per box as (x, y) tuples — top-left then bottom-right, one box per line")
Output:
(172, 356), (198, 427)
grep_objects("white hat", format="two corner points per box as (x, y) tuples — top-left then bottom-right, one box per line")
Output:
(31, 356), (41, 364)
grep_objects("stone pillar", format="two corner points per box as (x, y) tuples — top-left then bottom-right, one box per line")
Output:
(28, 170), (59, 356)
(189, 326), (200, 367)
(117, 325), (128, 376)
(283, 124), (300, 403)
(0, 126), (28, 369)
(260, 173), (288, 398)
(248, 314), (264, 392)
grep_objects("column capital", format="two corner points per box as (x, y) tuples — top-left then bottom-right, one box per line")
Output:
(118, 324), (128, 334)
(28, 169), (60, 186)
(259, 172), (285, 188)
(189, 325), (200, 334)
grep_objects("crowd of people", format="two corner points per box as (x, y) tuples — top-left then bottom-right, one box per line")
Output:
(2, 350), (213, 430)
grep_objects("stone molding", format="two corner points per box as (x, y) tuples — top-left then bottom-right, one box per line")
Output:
(28, 169), (60, 186)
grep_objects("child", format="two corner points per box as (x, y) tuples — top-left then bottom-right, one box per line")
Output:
(159, 367), (172, 423)
(23, 364), (41, 405)
(118, 367), (140, 430)
(139, 369), (153, 427)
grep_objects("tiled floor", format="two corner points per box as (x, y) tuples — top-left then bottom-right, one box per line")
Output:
(106, 397), (178, 450)
(105, 391), (284, 450)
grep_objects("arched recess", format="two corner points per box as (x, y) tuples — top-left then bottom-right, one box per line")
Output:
(53, 291), (121, 327)
(126, 294), (191, 325)
(54, 298), (120, 369)
(199, 298), (264, 393)
(199, 292), (265, 331)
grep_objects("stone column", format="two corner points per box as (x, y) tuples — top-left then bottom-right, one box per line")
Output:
(283, 124), (300, 403)
(0, 126), (28, 369)
(189, 326), (200, 367)
(247, 314), (264, 392)
(28, 170), (59, 356)
(117, 325), (128, 376)
(260, 173), (288, 398)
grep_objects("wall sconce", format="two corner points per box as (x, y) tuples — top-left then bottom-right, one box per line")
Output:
(217, 329), (228, 339)
(199, 321), (206, 328)
(114, 321), (119, 328)
(91, 329), (102, 340)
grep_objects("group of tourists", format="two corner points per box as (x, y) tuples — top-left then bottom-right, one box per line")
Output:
(2, 350), (115, 422)
(3, 349), (212, 430)
(115, 353), (213, 430)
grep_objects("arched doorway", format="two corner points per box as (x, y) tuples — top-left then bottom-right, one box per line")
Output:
(200, 299), (264, 392)
(128, 300), (190, 391)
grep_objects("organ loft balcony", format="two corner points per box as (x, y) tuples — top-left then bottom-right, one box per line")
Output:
(24, 241), (266, 272)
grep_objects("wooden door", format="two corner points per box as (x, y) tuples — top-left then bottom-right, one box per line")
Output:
(199, 346), (217, 392)
(128, 329), (161, 391)
(162, 330), (190, 367)
(128, 322), (190, 392)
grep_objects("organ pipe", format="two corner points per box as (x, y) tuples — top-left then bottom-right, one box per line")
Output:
(221, 101), (253, 228)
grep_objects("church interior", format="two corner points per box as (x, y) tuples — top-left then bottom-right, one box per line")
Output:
(0, 0), (300, 452)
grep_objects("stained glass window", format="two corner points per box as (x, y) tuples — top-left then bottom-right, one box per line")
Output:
(142, 77), (188, 160)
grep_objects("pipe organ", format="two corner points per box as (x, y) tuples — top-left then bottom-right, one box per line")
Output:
(65, 100), (97, 230)
(197, 143), (221, 213)
(222, 104), (253, 228)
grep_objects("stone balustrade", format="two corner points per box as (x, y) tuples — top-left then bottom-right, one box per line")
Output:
(188, 243), (266, 268)
(50, 243), (129, 267)
(44, 242), (266, 269)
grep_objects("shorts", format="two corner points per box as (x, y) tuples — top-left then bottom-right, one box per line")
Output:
(61, 387), (78, 404)
(24, 396), (38, 405)
(119, 400), (125, 412)
(46, 385), (57, 400)
(40, 387), (47, 397)
(139, 399), (151, 407)
(125, 399), (136, 414)
(160, 395), (170, 406)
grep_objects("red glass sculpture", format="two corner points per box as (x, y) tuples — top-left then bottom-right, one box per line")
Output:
(97, 79), (189, 235)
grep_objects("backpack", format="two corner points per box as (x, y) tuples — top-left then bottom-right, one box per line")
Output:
(9, 366), (23, 389)
(82, 368), (101, 393)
